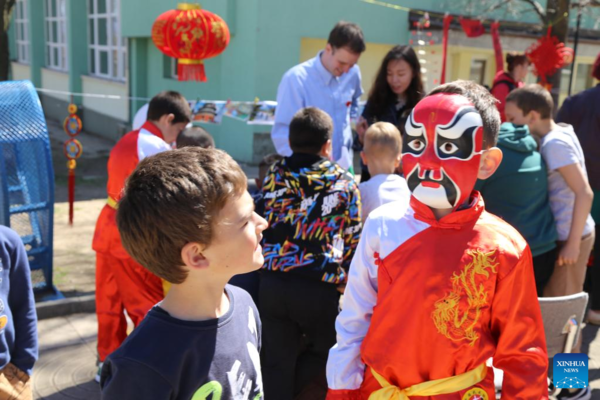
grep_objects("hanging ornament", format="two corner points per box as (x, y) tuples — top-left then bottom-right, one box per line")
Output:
(151, 3), (230, 82)
(459, 17), (485, 38)
(526, 27), (574, 87)
(63, 104), (83, 225)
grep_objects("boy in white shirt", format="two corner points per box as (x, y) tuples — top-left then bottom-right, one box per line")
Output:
(505, 83), (594, 400)
(358, 122), (410, 222)
(505, 84), (595, 298)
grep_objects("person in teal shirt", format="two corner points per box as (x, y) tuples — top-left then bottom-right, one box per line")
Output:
(475, 122), (557, 295)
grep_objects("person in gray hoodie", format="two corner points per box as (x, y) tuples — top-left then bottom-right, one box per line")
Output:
(475, 122), (557, 295)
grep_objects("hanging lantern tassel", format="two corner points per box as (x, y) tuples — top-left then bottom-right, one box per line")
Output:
(68, 160), (76, 225)
(63, 139), (83, 225)
(63, 104), (83, 225)
(178, 59), (206, 82)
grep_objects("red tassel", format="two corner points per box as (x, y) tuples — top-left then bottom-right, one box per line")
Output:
(178, 63), (207, 82)
(68, 168), (75, 225)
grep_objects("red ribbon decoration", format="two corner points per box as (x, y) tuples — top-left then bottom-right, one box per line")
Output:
(63, 104), (83, 225)
(459, 17), (485, 38)
(441, 14), (453, 85)
(491, 22), (503, 74)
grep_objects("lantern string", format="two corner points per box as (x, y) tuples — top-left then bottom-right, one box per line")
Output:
(360, 0), (572, 29)
(35, 87), (152, 101)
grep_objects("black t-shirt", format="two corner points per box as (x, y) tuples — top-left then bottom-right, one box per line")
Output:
(101, 285), (263, 399)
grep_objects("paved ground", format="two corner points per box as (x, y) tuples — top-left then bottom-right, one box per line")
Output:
(34, 314), (99, 400)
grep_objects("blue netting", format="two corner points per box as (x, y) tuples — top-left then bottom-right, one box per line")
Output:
(0, 80), (55, 292)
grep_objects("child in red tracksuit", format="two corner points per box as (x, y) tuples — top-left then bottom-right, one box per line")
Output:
(92, 91), (191, 380)
(326, 81), (548, 399)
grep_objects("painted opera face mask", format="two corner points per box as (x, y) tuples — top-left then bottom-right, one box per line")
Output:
(402, 93), (484, 210)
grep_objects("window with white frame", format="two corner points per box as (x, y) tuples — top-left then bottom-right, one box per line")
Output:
(45, 0), (68, 71)
(15, 0), (30, 64)
(88, 0), (127, 81)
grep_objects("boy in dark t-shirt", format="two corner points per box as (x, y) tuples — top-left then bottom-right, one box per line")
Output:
(100, 148), (268, 399)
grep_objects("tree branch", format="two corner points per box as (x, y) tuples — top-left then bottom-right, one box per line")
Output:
(520, 0), (549, 23)
(479, 0), (514, 16)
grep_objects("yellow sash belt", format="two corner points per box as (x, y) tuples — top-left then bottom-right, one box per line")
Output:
(107, 196), (118, 210)
(369, 363), (487, 400)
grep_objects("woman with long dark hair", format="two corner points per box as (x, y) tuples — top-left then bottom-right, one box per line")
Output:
(357, 45), (424, 181)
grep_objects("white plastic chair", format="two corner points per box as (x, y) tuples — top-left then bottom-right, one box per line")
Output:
(539, 292), (589, 358)
(493, 292), (589, 398)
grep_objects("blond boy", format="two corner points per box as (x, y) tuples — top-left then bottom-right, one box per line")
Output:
(505, 85), (595, 297)
(359, 122), (410, 222)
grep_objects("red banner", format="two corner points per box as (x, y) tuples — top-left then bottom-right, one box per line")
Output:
(459, 18), (485, 38)
(491, 22), (503, 74)
(441, 14), (453, 84)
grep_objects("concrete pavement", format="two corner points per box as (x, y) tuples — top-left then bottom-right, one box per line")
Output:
(34, 314), (100, 400)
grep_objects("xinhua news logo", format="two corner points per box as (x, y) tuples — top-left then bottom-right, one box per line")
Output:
(553, 353), (589, 389)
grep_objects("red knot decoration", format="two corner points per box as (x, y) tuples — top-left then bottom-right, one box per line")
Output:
(526, 27), (574, 87)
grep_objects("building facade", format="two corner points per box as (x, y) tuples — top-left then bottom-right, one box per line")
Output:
(8, 0), (600, 163)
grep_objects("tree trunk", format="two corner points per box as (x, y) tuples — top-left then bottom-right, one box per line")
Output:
(0, 0), (16, 81)
(545, 0), (570, 111)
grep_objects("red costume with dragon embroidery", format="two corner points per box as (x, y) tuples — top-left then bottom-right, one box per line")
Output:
(326, 94), (548, 399)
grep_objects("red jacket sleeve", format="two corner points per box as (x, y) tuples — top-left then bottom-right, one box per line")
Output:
(490, 247), (549, 399)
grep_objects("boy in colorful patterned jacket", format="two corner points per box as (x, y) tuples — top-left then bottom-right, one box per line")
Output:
(259, 107), (362, 399)
(326, 80), (548, 399)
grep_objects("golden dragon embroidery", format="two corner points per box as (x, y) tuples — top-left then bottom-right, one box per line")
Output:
(431, 249), (498, 346)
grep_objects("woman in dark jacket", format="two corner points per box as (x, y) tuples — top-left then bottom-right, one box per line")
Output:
(491, 52), (529, 122)
(356, 45), (424, 182)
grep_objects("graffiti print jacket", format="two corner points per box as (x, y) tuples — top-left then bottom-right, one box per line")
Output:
(260, 153), (362, 284)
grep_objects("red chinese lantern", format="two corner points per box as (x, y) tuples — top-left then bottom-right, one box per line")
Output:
(151, 3), (230, 82)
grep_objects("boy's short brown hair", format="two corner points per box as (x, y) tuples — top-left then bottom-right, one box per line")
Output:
(116, 148), (247, 284)
(147, 91), (192, 124)
(428, 80), (501, 148)
(363, 122), (401, 159)
(505, 84), (553, 119)
(176, 126), (215, 149)
(289, 107), (333, 154)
